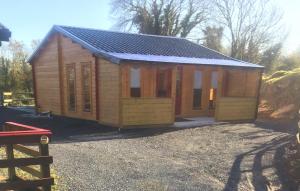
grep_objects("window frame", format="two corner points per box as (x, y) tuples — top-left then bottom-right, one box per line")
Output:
(192, 70), (203, 110)
(81, 62), (92, 112)
(209, 71), (218, 109)
(130, 66), (141, 98)
(66, 63), (76, 112)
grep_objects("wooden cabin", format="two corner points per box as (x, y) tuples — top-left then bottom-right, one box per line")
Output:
(28, 25), (263, 128)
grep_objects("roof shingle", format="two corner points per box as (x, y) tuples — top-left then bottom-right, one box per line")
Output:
(28, 25), (263, 68)
(59, 25), (230, 59)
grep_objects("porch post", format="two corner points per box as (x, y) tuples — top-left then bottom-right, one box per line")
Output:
(215, 67), (224, 121)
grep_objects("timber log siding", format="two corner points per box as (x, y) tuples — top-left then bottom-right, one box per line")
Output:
(31, 32), (262, 128)
(33, 35), (61, 114)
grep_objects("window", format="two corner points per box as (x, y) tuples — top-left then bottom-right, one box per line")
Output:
(82, 63), (91, 112)
(130, 67), (141, 97)
(156, 68), (172, 97)
(193, 71), (202, 109)
(209, 71), (218, 109)
(66, 64), (76, 112)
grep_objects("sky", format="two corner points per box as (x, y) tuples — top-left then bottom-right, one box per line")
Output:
(1, 0), (300, 53)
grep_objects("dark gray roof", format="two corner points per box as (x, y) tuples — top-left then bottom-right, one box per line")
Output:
(59, 26), (230, 59)
(28, 25), (263, 68)
(0, 23), (11, 44)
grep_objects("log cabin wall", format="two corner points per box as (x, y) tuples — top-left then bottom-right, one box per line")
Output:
(60, 35), (97, 120)
(215, 68), (262, 121)
(120, 63), (176, 127)
(32, 35), (61, 114)
(121, 98), (174, 126)
(98, 58), (120, 126)
(223, 68), (260, 97)
(215, 97), (257, 120)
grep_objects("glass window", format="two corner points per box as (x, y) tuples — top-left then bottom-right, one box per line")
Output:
(130, 67), (141, 97)
(82, 63), (91, 112)
(211, 71), (218, 89)
(66, 64), (76, 112)
(156, 68), (172, 97)
(193, 71), (202, 109)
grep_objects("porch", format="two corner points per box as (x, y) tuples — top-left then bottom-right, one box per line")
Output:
(119, 63), (262, 127)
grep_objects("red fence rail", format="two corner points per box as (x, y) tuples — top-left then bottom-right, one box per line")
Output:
(0, 122), (54, 191)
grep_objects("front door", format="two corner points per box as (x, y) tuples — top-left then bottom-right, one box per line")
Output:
(175, 66), (183, 115)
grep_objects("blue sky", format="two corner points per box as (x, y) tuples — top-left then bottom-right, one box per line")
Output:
(1, 0), (299, 53)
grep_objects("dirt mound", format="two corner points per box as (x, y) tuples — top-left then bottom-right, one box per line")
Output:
(259, 68), (300, 120)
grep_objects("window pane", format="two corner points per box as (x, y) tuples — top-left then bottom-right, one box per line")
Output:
(130, 67), (141, 97)
(82, 64), (91, 112)
(67, 64), (76, 111)
(130, 67), (140, 88)
(194, 71), (202, 89)
(193, 71), (202, 109)
(193, 89), (202, 109)
(211, 71), (218, 88)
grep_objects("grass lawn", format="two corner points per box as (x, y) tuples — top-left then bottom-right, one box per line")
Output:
(0, 146), (64, 191)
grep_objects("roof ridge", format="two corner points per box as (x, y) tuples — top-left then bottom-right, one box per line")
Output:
(55, 25), (187, 40)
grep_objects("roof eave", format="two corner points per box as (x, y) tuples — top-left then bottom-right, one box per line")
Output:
(108, 53), (264, 69)
(27, 25), (121, 64)
(119, 59), (263, 69)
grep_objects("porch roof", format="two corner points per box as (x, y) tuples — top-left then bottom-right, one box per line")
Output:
(27, 25), (263, 69)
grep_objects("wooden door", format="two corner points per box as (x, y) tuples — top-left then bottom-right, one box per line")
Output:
(175, 66), (183, 115)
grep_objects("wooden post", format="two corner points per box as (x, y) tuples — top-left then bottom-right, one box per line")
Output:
(39, 143), (51, 191)
(3, 123), (16, 181)
(57, 34), (65, 116)
(254, 69), (263, 120)
(215, 67), (224, 121)
(31, 61), (38, 114)
(297, 111), (300, 154)
(95, 56), (100, 121)
(5, 144), (16, 181)
(118, 63), (123, 128)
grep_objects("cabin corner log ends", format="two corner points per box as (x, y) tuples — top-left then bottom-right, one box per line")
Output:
(0, 122), (54, 191)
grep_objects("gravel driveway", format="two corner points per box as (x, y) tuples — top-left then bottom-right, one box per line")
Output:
(0, 107), (299, 191)
(51, 123), (299, 191)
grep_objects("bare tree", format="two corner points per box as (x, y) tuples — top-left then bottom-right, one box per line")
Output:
(210, 0), (284, 62)
(111, 0), (208, 37)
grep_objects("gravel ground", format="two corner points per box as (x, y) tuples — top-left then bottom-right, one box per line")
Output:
(51, 123), (299, 191)
(0, 107), (299, 191)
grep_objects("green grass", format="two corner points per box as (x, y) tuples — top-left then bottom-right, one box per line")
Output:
(0, 147), (65, 191)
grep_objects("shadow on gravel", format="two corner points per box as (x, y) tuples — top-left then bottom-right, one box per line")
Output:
(224, 130), (299, 191)
(0, 107), (215, 144)
(255, 119), (298, 134)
